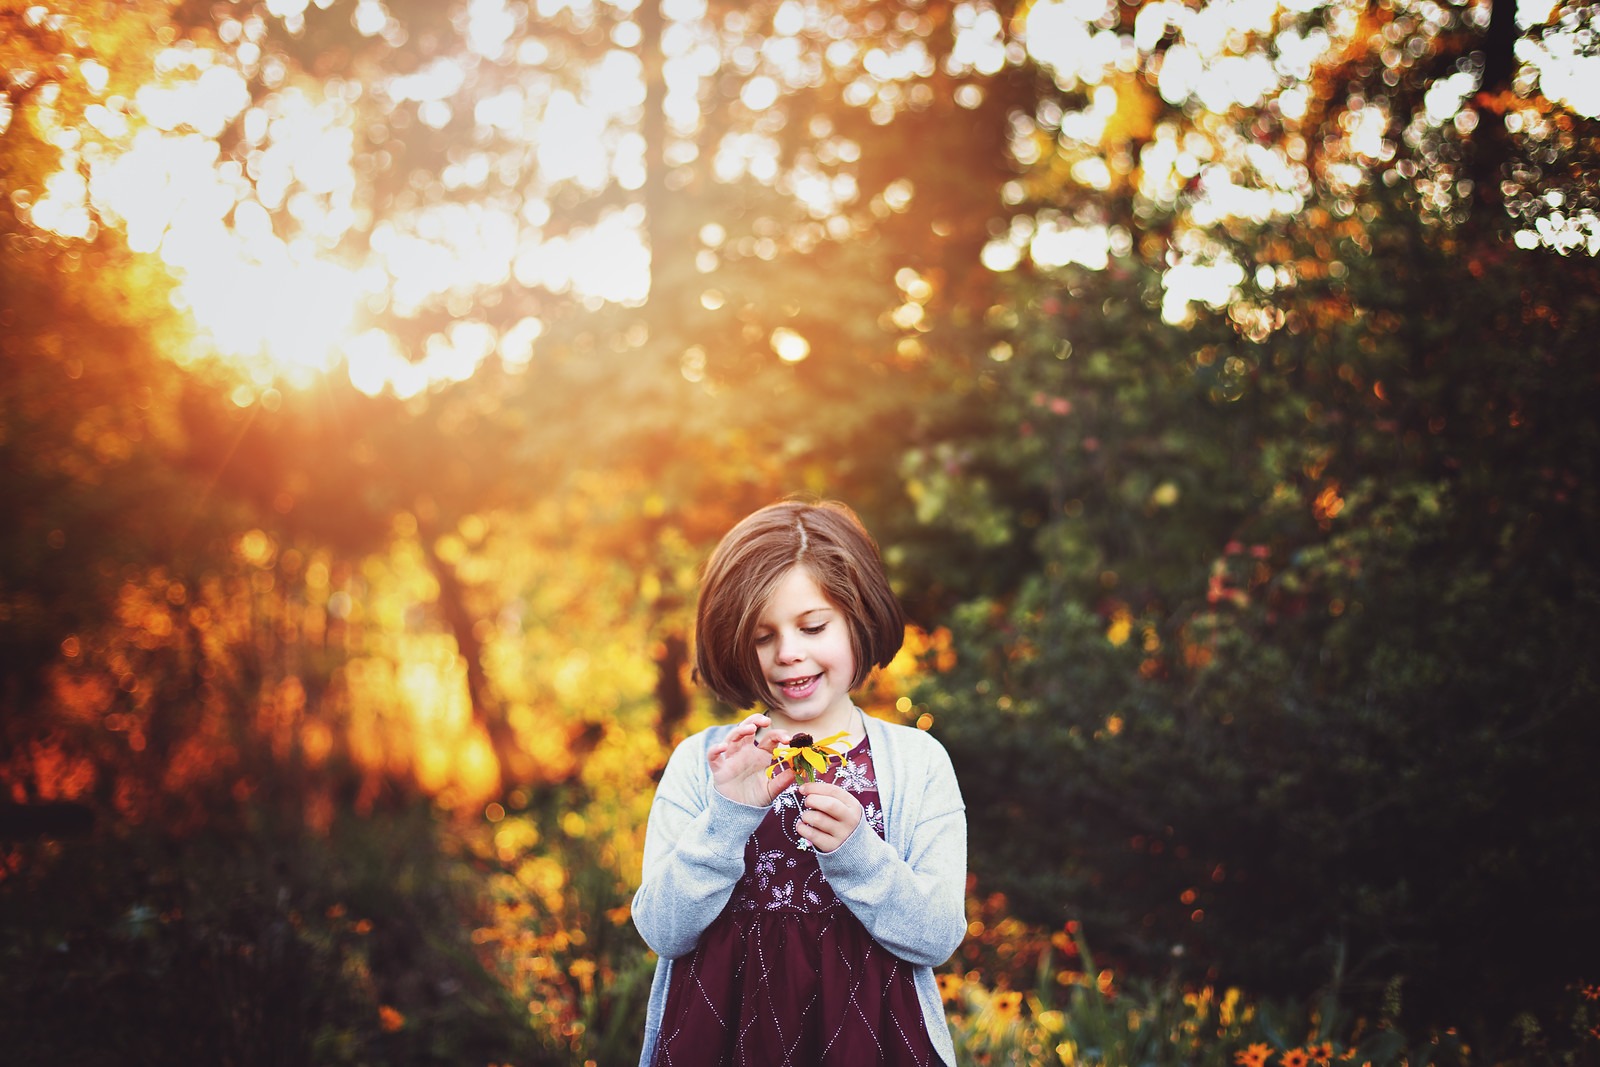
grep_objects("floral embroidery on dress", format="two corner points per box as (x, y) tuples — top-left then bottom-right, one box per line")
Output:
(836, 758), (873, 792)
(753, 849), (784, 889)
(863, 801), (886, 837)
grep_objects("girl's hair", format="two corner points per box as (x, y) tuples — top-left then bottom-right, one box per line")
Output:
(694, 499), (906, 710)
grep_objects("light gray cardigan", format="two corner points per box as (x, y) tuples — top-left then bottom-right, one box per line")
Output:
(632, 713), (968, 1066)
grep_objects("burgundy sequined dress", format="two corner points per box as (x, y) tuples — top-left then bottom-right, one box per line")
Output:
(650, 737), (939, 1067)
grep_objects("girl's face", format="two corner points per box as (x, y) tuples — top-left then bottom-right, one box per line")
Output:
(753, 565), (857, 733)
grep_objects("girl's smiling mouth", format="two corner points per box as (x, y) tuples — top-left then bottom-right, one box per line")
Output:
(777, 674), (821, 698)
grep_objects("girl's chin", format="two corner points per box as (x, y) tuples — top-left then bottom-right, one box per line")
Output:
(768, 697), (852, 729)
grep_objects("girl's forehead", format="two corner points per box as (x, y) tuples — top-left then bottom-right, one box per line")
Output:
(757, 566), (836, 619)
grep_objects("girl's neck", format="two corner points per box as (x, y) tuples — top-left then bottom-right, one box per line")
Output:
(767, 702), (865, 745)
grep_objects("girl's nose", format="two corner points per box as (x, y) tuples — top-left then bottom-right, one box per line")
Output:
(775, 632), (803, 664)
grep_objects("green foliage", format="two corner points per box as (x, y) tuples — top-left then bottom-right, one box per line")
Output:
(911, 190), (1600, 1032)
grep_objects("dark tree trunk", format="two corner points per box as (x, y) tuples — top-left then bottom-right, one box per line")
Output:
(653, 631), (690, 744)
(417, 530), (521, 797)
(1468, 0), (1521, 219)
(1480, 0), (1518, 95)
(637, 0), (686, 301)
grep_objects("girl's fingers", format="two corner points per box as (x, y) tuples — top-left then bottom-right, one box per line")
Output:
(765, 767), (796, 800)
(800, 792), (836, 817)
(796, 811), (848, 851)
(797, 813), (829, 834)
(713, 724), (756, 762)
(711, 718), (793, 807)
(727, 715), (769, 746)
(800, 784), (861, 844)
(800, 783), (850, 808)
(796, 793), (851, 819)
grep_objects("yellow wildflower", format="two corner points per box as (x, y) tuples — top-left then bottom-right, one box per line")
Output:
(1106, 607), (1133, 646)
(768, 730), (850, 783)
(1221, 987), (1241, 1026)
(1234, 1043), (1271, 1067)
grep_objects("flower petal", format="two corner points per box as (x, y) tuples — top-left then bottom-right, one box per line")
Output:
(813, 730), (850, 754)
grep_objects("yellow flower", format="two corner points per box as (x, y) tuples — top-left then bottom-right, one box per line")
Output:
(1106, 607), (1133, 646)
(1221, 987), (1242, 1026)
(1282, 1049), (1310, 1067)
(937, 972), (964, 1003)
(767, 730), (850, 783)
(1308, 1042), (1334, 1065)
(992, 990), (1023, 1020)
(1234, 1043), (1271, 1067)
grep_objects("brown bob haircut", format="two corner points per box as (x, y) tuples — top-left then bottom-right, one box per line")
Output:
(694, 499), (906, 711)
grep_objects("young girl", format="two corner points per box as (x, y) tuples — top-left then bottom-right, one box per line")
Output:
(633, 499), (968, 1066)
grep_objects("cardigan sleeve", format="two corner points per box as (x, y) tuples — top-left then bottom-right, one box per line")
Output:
(815, 734), (968, 968)
(631, 728), (769, 960)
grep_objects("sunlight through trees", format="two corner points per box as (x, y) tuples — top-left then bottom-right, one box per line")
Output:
(4, 0), (1598, 1061)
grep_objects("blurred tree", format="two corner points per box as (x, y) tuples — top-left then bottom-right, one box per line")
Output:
(3, 2), (204, 816)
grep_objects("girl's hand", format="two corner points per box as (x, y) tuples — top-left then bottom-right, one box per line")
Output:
(709, 713), (795, 807)
(796, 781), (863, 853)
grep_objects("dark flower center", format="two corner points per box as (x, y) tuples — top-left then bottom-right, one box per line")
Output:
(790, 733), (813, 748)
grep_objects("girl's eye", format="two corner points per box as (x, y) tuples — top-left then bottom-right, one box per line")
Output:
(802, 624), (827, 635)
(753, 633), (774, 646)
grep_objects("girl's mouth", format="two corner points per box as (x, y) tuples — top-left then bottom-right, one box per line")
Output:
(778, 674), (821, 699)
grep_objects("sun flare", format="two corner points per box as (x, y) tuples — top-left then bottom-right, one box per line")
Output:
(24, 30), (660, 399)
(15, 0), (1598, 400)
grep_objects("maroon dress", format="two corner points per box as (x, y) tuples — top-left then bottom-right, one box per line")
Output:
(650, 737), (939, 1066)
